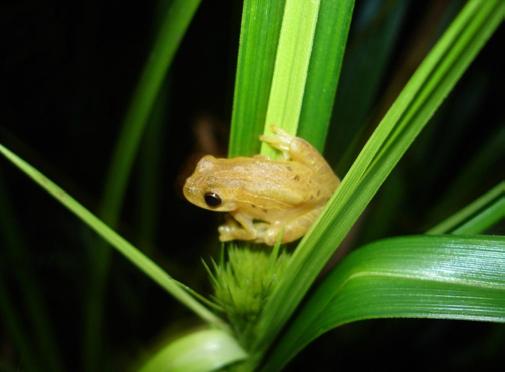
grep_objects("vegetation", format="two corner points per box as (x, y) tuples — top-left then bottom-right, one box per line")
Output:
(0, 0), (503, 370)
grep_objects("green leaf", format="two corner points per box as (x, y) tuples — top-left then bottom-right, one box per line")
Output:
(0, 172), (63, 371)
(230, 0), (354, 157)
(100, 0), (201, 224)
(327, 0), (408, 171)
(229, 0), (286, 157)
(227, 0), (354, 360)
(429, 126), (505, 221)
(0, 144), (226, 330)
(139, 329), (247, 372)
(253, 0), (504, 358)
(260, 0), (321, 158)
(136, 87), (168, 253)
(85, 2), (201, 368)
(263, 235), (505, 370)
(0, 278), (39, 372)
(428, 181), (505, 235)
(297, 0), (354, 151)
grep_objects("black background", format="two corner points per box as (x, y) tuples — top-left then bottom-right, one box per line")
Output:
(1, 0), (504, 370)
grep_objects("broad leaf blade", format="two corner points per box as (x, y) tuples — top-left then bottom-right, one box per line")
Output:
(263, 235), (505, 370)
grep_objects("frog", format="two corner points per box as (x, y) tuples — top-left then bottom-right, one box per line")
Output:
(183, 126), (340, 246)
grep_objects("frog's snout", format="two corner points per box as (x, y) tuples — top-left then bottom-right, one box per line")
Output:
(182, 179), (198, 204)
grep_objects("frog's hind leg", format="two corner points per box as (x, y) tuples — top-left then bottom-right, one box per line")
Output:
(261, 206), (324, 246)
(259, 126), (293, 160)
(260, 126), (327, 169)
(260, 126), (339, 190)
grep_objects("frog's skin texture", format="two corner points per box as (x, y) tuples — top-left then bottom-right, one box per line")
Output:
(183, 126), (340, 246)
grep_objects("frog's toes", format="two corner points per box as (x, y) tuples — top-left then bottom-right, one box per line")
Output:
(219, 222), (258, 242)
(259, 134), (288, 152)
(218, 225), (234, 242)
(264, 227), (282, 246)
(259, 130), (293, 158)
(268, 125), (290, 136)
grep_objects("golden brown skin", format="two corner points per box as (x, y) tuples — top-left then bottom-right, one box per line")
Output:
(183, 126), (339, 245)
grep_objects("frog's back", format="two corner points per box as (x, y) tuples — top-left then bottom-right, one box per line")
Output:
(216, 157), (335, 207)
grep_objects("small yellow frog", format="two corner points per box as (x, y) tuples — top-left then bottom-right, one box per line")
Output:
(183, 126), (339, 246)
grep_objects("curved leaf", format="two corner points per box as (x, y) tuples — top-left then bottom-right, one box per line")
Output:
(139, 329), (247, 372)
(263, 235), (505, 370)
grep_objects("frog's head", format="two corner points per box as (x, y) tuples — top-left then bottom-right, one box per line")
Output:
(183, 155), (237, 212)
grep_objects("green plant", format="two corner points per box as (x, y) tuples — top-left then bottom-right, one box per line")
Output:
(0, 0), (503, 371)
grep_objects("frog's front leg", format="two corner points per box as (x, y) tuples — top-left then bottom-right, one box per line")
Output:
(218, 212), (257, 242)
(260, 206), (324, 246)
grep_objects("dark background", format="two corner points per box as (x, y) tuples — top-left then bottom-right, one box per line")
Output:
(1, 0), (504, 370)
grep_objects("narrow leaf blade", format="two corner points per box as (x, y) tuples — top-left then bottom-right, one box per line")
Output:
(0, 144), (225, 329)
(100, 0), (201, 222)
(298, 0), (355, 151)
(428, 181), (505, 234)
(229, 0), (286, 157)
(261, 0), (321, 157)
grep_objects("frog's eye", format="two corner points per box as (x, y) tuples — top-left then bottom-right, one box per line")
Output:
(204, 192), (222, 208)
